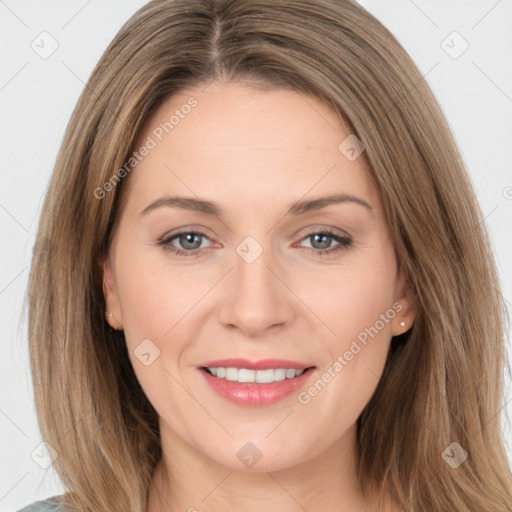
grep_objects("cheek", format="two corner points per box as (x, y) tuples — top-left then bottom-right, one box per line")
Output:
(112, 251), (204, 411)
(332, 274), (395, 342)
(114, 247), (208, 344)
(302, 249), (397, 413)
(311, 251), (397, 343)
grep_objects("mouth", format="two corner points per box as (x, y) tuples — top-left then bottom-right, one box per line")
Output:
(200, 366), (315, 383)
(197, 358), (317, 406)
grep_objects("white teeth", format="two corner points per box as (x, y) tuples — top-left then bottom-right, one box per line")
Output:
(286, 369), (296, 379)
(206, 367), (306, 383)
(225, 367), (238, 381)
(274, 369), (287, 381)
(255, 369), (274, 384)
(237, 369), (256, 382)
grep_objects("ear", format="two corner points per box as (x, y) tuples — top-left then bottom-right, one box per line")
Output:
(101, 255), (123, 331)
(391, 266), (417, 336)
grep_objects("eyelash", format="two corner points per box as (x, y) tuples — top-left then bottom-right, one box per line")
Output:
(156, 228), (352, 258)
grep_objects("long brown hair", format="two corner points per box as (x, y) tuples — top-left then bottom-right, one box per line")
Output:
(26, 0), (512, 510)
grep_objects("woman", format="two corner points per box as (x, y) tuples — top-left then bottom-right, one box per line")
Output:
(20, 0), (512, 511)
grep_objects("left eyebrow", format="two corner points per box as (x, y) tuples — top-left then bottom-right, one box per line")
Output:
(287, 194), (373, 215)
(140, 193), (373, 217)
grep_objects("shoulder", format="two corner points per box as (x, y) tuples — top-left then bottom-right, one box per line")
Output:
(15, 495), (66, 512)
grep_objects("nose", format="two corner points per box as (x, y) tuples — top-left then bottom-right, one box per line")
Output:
(217, 245), (295, 337)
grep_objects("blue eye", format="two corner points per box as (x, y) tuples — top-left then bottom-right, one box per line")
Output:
(156, 228), (352, 258)
(157, 231), (210, 257)
(298, 230), (352, 255)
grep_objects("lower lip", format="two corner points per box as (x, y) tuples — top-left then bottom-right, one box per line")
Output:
(198, 367), (316, 406)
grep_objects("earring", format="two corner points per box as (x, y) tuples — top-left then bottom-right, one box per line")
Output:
(106, 310), (116, 330)
(399, 321), (405, 328)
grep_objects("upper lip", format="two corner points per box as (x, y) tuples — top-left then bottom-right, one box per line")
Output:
(198, 358), (314, 370)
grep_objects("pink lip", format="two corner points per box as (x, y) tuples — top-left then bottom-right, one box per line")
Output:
(198, 358), (312, 370)
(197, 359), (316, 406)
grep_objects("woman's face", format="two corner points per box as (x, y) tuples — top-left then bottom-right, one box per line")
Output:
(103, 81), (415, 472)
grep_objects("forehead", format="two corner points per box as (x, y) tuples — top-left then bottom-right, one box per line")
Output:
(139, 81), (349, 152)
(122, 81), (378, 214)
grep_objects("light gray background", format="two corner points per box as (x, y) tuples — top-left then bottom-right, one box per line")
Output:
(1, 1), (511, 510)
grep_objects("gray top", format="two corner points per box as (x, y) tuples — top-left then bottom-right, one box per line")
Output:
(16, 496), (65, 512)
